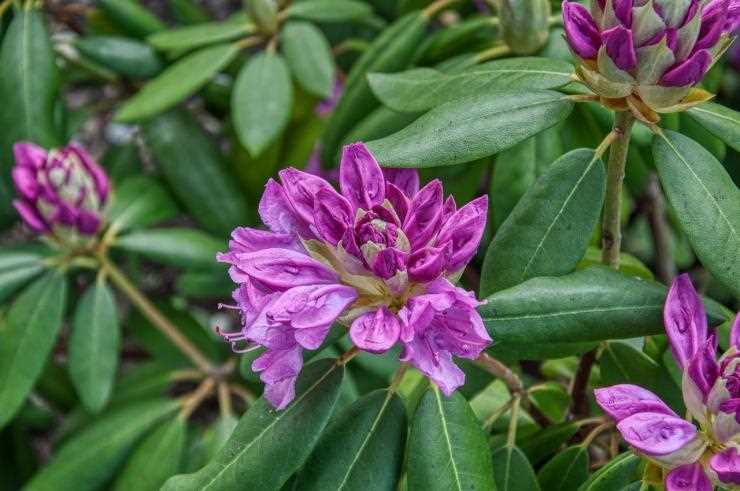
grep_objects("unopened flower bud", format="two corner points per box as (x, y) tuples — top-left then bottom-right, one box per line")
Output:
(498, 0), (551, 55)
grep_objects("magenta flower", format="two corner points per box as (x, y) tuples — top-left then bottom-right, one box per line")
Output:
(12, 142), (109, 240)
(217, 142), (491, 409)
(595, 274), (740, 490)
(562, 0), (737, 118)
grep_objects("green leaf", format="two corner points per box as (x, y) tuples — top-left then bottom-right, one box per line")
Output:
(115, 43), (240, 123)
(98, 0), (165, 38)
(25, 399), (179, 491)
(518, 421), (579, 465)
(114, 228), (224, 269)
(367, 90), (573, 168)
(75, 35), (163, 79)
(686, 102), (740, 152)
(296, 389), (406, 490)
(162, 358), (344, 490)
(321, 12), (428, 165)
(491, 445), (541, 491)
(232, 52), (293, 157)
(578, 452), (641, 491)
(0, 248), (47, 303)
(408, 387), (495, 491)
(479, 266), (674, 346)
(0, 271), (67, 428)
(481, 149), (605, 295)
(282, 22), (335, 98)
(576, 246), (654, 280)
(653, 130), (740, 297)
(0, 8), (60, 226)
(369, 58), (574, 113)
(600, 341), (684, 413)
(106, 176), (179, 233)
(112, 417), (188, 491)
(148, 14), (253, 52)
(142, 110), (249, 235)
(528, 383), (571, 423)
(488, 341), (598, 362)
(285, 0), (374, 23)
(537, 446), (589, 491)
(68, 281), (121, 413)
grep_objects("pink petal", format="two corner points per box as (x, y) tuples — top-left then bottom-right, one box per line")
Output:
(695, 0), (729, 50)
(237, 248), (339, 290)
(562, 1), (601, 59)
(313, 187), (354, 246)
(265, 284), (357, 331)
(710, 447), (740, 485)
(602, 25), (638, 70)
(259, 179), (308, 236)
(730, 313), (740, 349)
(350, 307), (401, 354)
(594, 384), (676, 422)
(686, 333), (719, 401)
(253, 344), (304, 410)
(617, 412), (698, 456)
(279, 168), (333, 225)
(68, 143), (110, 203)
(382, 168), (419, 197)
(339, 142), (385, 211)
(12, 200), (48, 233)
(403, 179), (443, 250)
(664, 274), (708, 369)
(385, 182), (411, 223)
(11, 165), (39, 200)
(408, 245), (448, 282)
(12, 142), (47, 169)
(665, 463), (712, 491)
(434, 195), (488, 273)
(660, 49), (712, 86)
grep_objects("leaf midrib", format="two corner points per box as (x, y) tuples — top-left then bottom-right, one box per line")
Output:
(434, 388), (464, 491)
(483, 304), (662, 323)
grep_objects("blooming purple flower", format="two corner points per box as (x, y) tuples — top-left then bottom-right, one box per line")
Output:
(562, 0), (737, 118)
(595, 274), (740, 489)
(12, 141), (109, 239)
(217, 142), (491, 409)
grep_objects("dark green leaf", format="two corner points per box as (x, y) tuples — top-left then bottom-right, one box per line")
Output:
(0, 8), (60, 226)
(686, 102), (740, 152)
(297, 389), (406, 490)
(115, 43), (240, 123)
(112, 416), (188, 491)
(481, 149), (605, 295)
(148, 14), (253, 52)
(578, 452), (641, 491)
(518, 421), (579, 465)
(576, 246), (654, 280)
(537, 446), (589, 491)
(162, 358), (344, 490)
(528, 383), (571, 423)
(68, 281), (120, 413)
(653, 130), (740, 297)
(600, 341), (684, 413)
(232, 52), (293, 157)
(25, 399), (179, 491)
(113, 228), (224, 269)
(282, 22), (335, 98)
(106, 176), (179, 232)
(491, 446), (540, 491)
(0, 248), (47, 303)
(408, 387), (495, 491)
(488, 341), (598, 362)
(143, 110), (250, 235)
(98, 0), (165, 38)
(0, 271), (67, 428)
(369, 58), (574, 113)
(367, 90), (573, 168)
(75, 35), (163, 79)
(285, 0), (374, 22)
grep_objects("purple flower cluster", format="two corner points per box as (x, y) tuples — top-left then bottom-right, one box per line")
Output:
(218, 142), (491, 409)
(562, 0), (738, 114)
(12, 142), (109, 239)
(596, 274), (740, 490)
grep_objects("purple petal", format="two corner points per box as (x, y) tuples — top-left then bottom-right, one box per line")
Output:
(594, 384), (676, 422)
(370, 248), (408, 280)
(664, 273), (708, 369)
(665, 463), (712, 491)
(339, 143), (385, 211)
(236, 248), (339, 290)
(225, 227), (299, 255)
(403, 179), (443, 250)
(68, 143), (110, 203)
(613, 0), (633, 26)
(11, 165), (39, 201)
(710, 447), (740, 485)
(265, 284), (357, 332)
(313, 187), (354, 246)
(408, 245), (448, 282)
(616, 411), (698, 456)
(253, 344), (303, 410)
(695, 0), (729, 50)
(686, 333), (719, 401)
(385, 183), (410, 223)
(279, 168), (333, 225)
(730, 312), (740, 350)
(400, 336), (465, 396)
(603, 25), (639, 69)
(12, 200), (48, 233)
(660, 48), (712, 86)
(382, 168), (419, 197)
(12, 142), (47, 169)
(76, 209), (101, 235)
(259, 179), (308, 236)
(350, 307), (401, 354)
(434, 195), (488, 273)
(562, 0), (602, 59)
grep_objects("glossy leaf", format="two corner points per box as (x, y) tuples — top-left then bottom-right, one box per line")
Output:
(232, 52), (293, 157)
(518, 421), (579, 465)
(481, 149), (605, 295)
(0, 248), (47, 303)
(112, 416), (188, 491)
(576, 246), (654, 280)
(408, 387), (495, 491)
(0, 271), (67, 428)
(296, 389), (406, 490)
(148, 14), (253, 52)
(491, 445), (541, 491)
(537, 446), (589, 491)
(106, 176), (179, 233)
(99, 0), (165, 38)
(143, 110), (250, 235)
(369, 58), (574, 112)
(578, 452), (641, 491)
(366, 90), (573, 168)
(653, 130), (740, 296)
(162, 358), (344, 490)
(282, 22), (335, 98)
(115, 43), (240, 123)
(69, 281), (120, 413)
(114, 228), (224, 269)
(25, 399), (179, 491)
(686, 102), (740, 152)
(75, 36), (163, 79)
(285, 0), (373, 22)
